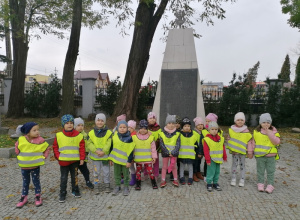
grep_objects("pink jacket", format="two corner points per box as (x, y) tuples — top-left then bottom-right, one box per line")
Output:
(134, 131), (157, 164)
(228, 125), (254, 155)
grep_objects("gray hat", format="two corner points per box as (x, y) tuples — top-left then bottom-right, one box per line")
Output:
(165, 113), (176, 125)
(95, 113), (106, 124)
(208, 121), (219, 130)
(74, 117), (84, 128)
(259, 113), (272, 124)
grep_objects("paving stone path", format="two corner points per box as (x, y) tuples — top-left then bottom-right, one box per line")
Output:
(0, 140), (299, 219)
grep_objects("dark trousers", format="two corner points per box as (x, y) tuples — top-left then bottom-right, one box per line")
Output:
(21, 167), (41, 196)
(60, 162), (79, 195)
(78, 161), (90, 182)
(193, 157), (202, 173)
(204, 161), (207, 177)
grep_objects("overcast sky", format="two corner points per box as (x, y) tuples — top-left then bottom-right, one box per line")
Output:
(0, 0), (299, 86)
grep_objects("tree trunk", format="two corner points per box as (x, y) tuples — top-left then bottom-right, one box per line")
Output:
(4, 0), (13, 77)
(6, 0), (28, 118)
(113, 0), (169, 120)
(60, 0), (82, 116)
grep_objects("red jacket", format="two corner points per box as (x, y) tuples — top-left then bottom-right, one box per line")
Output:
(53, 129), (85, 166)
(203, 134), (227, 164)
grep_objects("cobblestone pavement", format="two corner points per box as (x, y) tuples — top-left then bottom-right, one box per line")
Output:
(1, 140), (299, 220)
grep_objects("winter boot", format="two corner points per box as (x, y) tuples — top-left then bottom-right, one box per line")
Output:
(231, 178), (236, 186)
(105, 183), (111, 193)
(112, 186), (121, 196)
(35, 194), (43, 207)
(179, 177), (186, 185)
(193, 173), (200, 182)
(196, 172), (204, 180)
(123, 186), (130, 196)
(151, 178), (158, 189)
(135, 180), (141, 190)
(129, 174), (137, 186)
(188, 178), (193, 185)
(265, 185), (275, 194)
(239, 179), (245, 187)
(94, 183), (101, 195)
(86, 180), (94, 189)
(257, 183), (265, 192)
(16, 195), (28, 208)
(59, 192), (66, 203)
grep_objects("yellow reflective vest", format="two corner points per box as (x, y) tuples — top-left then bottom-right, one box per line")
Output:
(202, 129), (223, 145)
(159, 131), (180, 154)
(56, 132), (83, 161)
(17, 136), (49, 168)
(88, 130), (112, 161)
(253, 130), (280, 160)
(150, 128), (161, 152)
(132, 135), (154, 163)
(227, 128), (252, 155)
(203, 136), (225, 164)
(108, 134), (135, 166)
(179, 131), (199, 159)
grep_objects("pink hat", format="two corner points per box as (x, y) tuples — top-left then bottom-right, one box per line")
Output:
(206, 113), (218, 122)
(193, 117), (204, 126)
(116, 114), (126, 122)
(147, 112), (156, 119)
(128, 120), (136, 129)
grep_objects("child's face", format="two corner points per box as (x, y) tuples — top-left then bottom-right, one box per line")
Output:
(128, 127), (135, 133)
(166, 123), (175, 130)
(75, 124), (84, 132)
(139, 127), (148, 135)
(235, 119), (245, 127)
(182, 124), (191, 132)
(209, 127), (218, 136)
(205, 119), (211, 126)
(148, 118), (156, 125)
(196, 124), (204, 131)
(261, 122), (271, 130)
(96, 119), (105, 128)
(64, 121), (74, 131)
(118, 124), (128, 134)
(28, 125), (40, 138)
(175, 123), (181, 129)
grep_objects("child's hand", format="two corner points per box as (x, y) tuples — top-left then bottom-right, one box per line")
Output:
(152, 158), (156, 164)
(247, 154), (253, 159)
(80, 160), (84, 165)
(109, 161), (113, 166)
(224, 160), (227, 163)
(207, 163), (211, 166)
(198, 155), (202, 158)
(96, 150), (105, 157)
(169, 154), (173, 157)
(126, 162), (131, 168)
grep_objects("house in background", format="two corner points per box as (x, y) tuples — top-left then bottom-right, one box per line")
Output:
(202, 81), (224, 100)
(25, 74), (51, 84)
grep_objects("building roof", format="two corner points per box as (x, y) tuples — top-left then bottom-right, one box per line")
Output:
(74, 70), (109, 81)
(202, 82), (224, 88)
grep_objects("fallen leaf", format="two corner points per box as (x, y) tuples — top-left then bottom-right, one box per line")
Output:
(71, 207), (78, 210)
(6, 194), (15, 198)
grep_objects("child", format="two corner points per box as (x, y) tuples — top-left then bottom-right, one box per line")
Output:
(178, 117), (199, 185)
(15, 122), (50, 208)
(160, 114), (181, 188)
(227, 112), (252, 187)
(108, 120), (135, 196)
(248, 113), (280, 193)
(74, 117), (94, 189)
(192, 117), (205, 181)
(147, 112), (161, 180)
(132, 120), (158, 190)
(203, 121), (227, 192)
(86, 113), (112, 194)
(170, 115), (182, 181)
(53, 114), (85, 203)
(128, 120), (137, 186)
(113, 114), (126, 133)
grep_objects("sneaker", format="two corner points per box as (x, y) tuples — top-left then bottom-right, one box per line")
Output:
(16, 195), (28, 208)
(213, 183), (222, 191)
(104, 183), (111, 193)
(179, 177), (186, 185)
(35, 194), (43, 207)
(123, 186), (130, 196)
(265, 185), (275, 194)
(172, 180), (179, 187)
(160, 180), (167, 188)
(207, 184), (213, 192)
(72, 191), (81, 198)
(94, 183), (101, 195)
(59, 194), (66, 203)
(239, 179), (245, 187)
(112, 186), (121, 196)
(204, 177), (207, 183)
(257, 183), (265, 192)
(86, 181), (94, 189)
(151, 179), (158, 189)
(231, 178), (236, 186)
(187, 178), (193, 185)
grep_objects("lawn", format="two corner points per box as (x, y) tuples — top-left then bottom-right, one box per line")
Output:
(0, 135), (16, 148)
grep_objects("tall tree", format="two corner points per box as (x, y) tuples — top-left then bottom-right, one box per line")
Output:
(112, 0), (235, 119)
(278, 54), (291, 82)
(295, 56), (300, 85)
(3, 0), (12, 77)
(281, 0), (300, 29)
(244, 61), (260, 86)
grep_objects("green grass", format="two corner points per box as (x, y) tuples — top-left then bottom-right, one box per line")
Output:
(0, 135), (16, 148)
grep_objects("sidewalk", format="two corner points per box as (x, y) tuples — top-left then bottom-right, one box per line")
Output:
(0, 141), (299, 219)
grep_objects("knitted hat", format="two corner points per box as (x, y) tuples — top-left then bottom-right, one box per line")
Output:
(147, 112), (156, 119)
(208, 121), (219, 130)
(61, 114), (74, 127)
(234, 112), (245, 122)
(165, 114), (176, 124)
(139, 119), (148, 129)
(176, 115), (181, 124)
(259, 113), (272, 124)
(116, 114), (126, 122)
(16, 125), (23, 136)
(181, 117), (191, 127)
(193, 117), (204, 126)
(20, 122), (38, 134)
(117, 120), (128, 129)
(128, 120), (137, 129)
(206, 113), (218, 122)
(74, 117), (84, 128)
(95, 113), (106, 124)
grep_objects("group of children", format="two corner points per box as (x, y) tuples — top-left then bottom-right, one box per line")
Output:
(14, 111), (281, 208)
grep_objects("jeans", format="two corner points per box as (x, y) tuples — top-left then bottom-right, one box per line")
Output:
(60, 162), (79, 195)
(21, 167), (41, 196)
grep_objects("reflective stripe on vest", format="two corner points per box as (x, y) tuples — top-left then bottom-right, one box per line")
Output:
(159, 131), (180, 154)
(17, 136), (49, 168)
(88, 129), (112, 161)
(132, 135), (154, 162)
(179, 131), (198, 159)
(227, 128), (252, 155)
(56, 132), (83, 161)
(108, 134), (135, 165)
(253, 130), (280, 159)
(203, 136), (224, 164)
